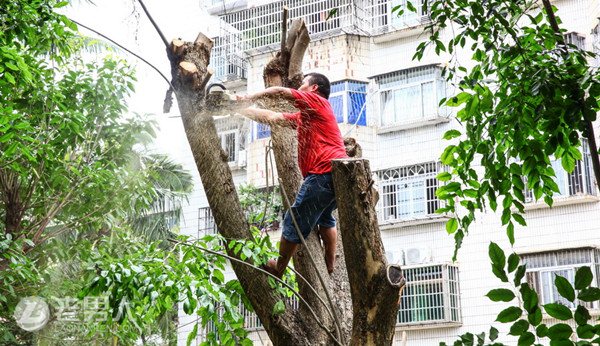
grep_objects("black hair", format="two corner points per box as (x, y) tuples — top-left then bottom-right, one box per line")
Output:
(304, 72), (331, 99)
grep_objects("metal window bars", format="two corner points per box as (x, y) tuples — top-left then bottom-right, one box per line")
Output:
(521, 248), (600, 310)
(204, 296), (299, 337)
(198, 206), (217, 239)
(397, 263), (461, 325)
(210, 0), (431, 81)
(376, 162), (441, 223)
(524, 140), (597, 203)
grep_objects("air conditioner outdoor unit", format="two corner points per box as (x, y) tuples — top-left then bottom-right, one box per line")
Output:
(385, 249), (404, 265)
(238, 149), (247, 167)
(405, 247), (431, 265)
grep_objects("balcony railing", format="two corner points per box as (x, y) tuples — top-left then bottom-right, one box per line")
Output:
(210, 0), (430, 81)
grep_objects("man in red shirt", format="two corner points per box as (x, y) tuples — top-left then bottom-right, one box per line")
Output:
(237, 73), (347, 278)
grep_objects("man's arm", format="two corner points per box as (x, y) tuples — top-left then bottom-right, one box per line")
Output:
(238, 107), (296, 128)
(237, 87), (295, 102)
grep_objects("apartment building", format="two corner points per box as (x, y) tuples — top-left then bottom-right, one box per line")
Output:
(177, 0), (600, 344)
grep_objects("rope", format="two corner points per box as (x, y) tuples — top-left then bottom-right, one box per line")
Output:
(277, 179), (344, 344)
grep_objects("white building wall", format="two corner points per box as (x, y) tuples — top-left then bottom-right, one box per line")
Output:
(178, 0), (600, 344)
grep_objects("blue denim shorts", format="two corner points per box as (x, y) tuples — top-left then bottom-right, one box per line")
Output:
(282, 173), (337, 244)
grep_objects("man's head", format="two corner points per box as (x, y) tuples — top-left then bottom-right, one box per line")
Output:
(299, 73), (331, 99)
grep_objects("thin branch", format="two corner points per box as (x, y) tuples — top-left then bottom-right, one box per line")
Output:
(136, 0), (169, 48)
(280, 6), (289, 54)
(69, 18), (173, 89)
(168, 238), (342, 346)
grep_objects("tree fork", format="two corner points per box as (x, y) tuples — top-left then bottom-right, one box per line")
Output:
(331, 158), (403, 346)
(165, 36), (307, 344)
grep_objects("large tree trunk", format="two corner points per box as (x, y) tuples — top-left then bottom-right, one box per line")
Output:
(331, 159), (404, 345)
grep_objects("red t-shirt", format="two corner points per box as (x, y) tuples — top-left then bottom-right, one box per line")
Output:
(283, 89), (347, 177)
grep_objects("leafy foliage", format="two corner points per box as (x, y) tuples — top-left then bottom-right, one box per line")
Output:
(410, 0), (600, 257)
(443, 243), (600, 346)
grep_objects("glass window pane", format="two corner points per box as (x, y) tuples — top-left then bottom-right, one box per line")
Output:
(348, 92), (367, 126)
(395, 85), (421, 122)
(329, 95), (344, 123)
(381, 90), (395, 126)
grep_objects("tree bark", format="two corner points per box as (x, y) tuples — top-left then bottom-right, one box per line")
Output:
(167, 34), (313, 345)
(331, 158), (404, 346)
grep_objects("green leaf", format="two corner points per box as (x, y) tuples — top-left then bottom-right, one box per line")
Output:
(446, 218), (459, 234)
(536, 324), (549, 338)
(325, 8), (338, 21)
(187, 323), (198, 346)
(509, 319), (530, 336)
(272, 300), (285, 315)
(554, 275), (575, 302)
(514, 265), (527, 286)
(577, 287), (600, 302)
(486, 288), (515, 302)
(496, 306), (522, 323)
(543, 303), (573, 320)
(5, 62), (19, 71)
(574, 266), (593, 290)
(547, 323), (573, 340)
(507, 253), (519, 273)
(520, 284), (539, 313)
(528, 307), (542, 326)
(488, 242), (506, 268)
(489, 326), (499, 341)
(517, 332), (535, 346)
(447, 92), (471, 107)
(437, 172), (452, 181)
(512, 213), (526, 226)
(576, 324), (595, 339)
(443, 129), (462, 140)
(574, 305), (590, 326)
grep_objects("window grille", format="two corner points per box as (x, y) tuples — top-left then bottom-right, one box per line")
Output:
(375, 66), (446, 126)
(398, 263), (461, 326)
(329, 80), (368, 126)
(204, 297), (299, 338)
(524, 140), (596, 203)
(521, 248), (600, 310)
(564, 32), (585, 51)
(256, 122), (271, 139)
(218, 130), (238, 163)
(363, 0), (430, 35)
(211, 0), (427, 72)
(198, 206), (217, 238)
(376, 162), (441, 223)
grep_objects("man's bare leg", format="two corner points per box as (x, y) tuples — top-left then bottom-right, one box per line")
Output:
(318, 226), (337, 274)
(264, 237), (298, 279)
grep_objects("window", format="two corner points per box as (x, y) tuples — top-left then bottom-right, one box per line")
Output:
(376, 162), (441, 223)
(525, 141), (596, 202)
(369, 0), (430, 34)
(522, 248), (600, 310)
(398, 264), (461, 326)
(255, 122), (270, 139)
(376, 66), (446, 127)
(218, 130), (238, 163)
(329, 80), (368, 126)
(198, 206), (216, 238)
